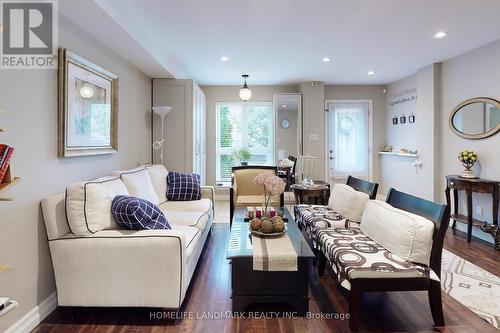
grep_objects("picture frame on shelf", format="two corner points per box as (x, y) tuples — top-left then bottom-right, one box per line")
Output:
(409, 114), (415, 123)
(392, 116), (398, 125)
(400, 114), (406, 124)
(58, 48), (118, 157)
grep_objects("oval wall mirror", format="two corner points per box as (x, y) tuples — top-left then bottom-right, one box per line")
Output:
(449, 97), (500, 139)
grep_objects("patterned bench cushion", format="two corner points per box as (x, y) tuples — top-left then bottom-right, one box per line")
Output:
(316, 227), (438, 290)
(295, 204), (359, 245)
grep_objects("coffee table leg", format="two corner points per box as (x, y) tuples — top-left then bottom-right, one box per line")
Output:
(232, 295), (249, 313)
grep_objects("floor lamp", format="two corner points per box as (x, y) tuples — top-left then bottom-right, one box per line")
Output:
(152, 106), (173, 165)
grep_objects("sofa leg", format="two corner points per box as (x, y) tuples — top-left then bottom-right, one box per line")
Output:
(349, 288), (362, 331)
(317, 252), (326, 276)
(428, 280), (445, 326)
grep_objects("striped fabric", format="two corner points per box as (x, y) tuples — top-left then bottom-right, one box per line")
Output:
(167, 172), (201, 201)
(111, 195), (171, 230)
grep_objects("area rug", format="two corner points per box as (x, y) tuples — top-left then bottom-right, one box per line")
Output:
(441, 249), (500, 328)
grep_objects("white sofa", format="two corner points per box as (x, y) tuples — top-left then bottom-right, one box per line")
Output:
(41, 165), (214, 309)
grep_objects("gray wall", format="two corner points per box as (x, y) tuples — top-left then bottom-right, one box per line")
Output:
(201, 85), (299, 186)
(0, 16), (151, 331)
(439, 39), (500, 240)
(380, 65), (441, 201)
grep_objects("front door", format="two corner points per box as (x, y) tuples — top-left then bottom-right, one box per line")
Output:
(327, 101), (370, 182)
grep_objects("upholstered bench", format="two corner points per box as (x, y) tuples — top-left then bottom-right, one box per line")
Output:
(295, 176), (378, 260)
(295, 204), (359, 252)
(316, 188), (449, 331)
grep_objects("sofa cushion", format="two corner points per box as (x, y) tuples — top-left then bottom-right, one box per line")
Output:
(160, 208), (209, 230)
(328, 184), (369, 223)
(170, 224), (200, 252)
(112, 195), (170, 230)
(66, 176), (129, 235)
(317, 227), (436, 290)
(360, 200), (434, 265)
(295, 204), (359, 243)
(167, 172), (201, 201)
(160, 198), (212, 215)
(119, 169), (159, 205)
(146, 164), (168, 203)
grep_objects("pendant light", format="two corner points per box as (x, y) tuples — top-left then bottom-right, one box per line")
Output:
(239, 74), (252, 101)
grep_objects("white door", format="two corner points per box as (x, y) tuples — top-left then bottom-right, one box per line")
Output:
(327, 101), (370, 181)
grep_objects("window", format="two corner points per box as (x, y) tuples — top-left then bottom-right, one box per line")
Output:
(216, 102), (274, 184)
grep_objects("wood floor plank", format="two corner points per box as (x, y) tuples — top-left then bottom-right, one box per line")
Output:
(33, 224), (498, 333)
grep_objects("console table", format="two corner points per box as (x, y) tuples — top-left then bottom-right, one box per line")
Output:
(445, 175), (499, 246)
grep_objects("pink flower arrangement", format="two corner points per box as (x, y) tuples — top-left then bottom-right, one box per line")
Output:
(253, 172), (286, 215)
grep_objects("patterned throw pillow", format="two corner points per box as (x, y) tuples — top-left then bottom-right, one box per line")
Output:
(167, 172), (201, 201)
(111, 195), (171, 230)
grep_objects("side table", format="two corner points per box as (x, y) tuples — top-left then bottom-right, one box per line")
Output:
(290, 181), (330, 206)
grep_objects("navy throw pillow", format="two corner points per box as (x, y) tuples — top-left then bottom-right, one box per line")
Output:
(167, 172), (201, 201)
(111, 195), (171, 230)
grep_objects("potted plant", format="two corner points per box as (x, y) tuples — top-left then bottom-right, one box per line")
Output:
(458, 149), (478, 178)
(231, 148), (251, 166)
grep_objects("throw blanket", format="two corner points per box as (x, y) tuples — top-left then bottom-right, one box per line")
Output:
(252, 233), (297, 271)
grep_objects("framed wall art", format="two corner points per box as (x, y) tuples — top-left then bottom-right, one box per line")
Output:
(58, 48), (118, 157)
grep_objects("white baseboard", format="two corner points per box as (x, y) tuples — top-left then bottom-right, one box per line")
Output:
(6, 292), (57, 333)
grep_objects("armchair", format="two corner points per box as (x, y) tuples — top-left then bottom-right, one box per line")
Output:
(229, 165), (285, 226)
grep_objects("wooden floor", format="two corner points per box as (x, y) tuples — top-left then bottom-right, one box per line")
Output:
(34, 224), (499, 333)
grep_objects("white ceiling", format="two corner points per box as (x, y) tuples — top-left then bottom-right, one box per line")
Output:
(69, 0), (500, 85)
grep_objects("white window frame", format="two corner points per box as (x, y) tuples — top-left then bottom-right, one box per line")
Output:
(215, 101), (275, 185)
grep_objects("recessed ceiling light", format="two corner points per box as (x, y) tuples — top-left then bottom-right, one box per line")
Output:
(434, 31), (447, 39)
(322, 57), (330, 63)
(220, 56), (230, 62)
(367, 70), (375, 75)
(282, 104), (287, 108)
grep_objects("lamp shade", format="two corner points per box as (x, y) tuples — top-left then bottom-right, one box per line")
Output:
(239, 87), (251, 101)
(152, 106), (173, 117)
(239, 74), (251, 101)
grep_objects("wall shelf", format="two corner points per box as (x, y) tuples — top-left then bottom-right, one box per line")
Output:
(378, 151), (419, 158)
(0, 160), (20, 201)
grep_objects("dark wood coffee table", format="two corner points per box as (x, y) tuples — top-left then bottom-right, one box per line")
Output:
(226, 208), (315, 315)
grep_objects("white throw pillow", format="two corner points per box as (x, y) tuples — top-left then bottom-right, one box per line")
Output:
(328, 184), (369, 222)
(360, 200), (434, 265)
(110, 166), (144, 176)
(145, 164), (168, 203)
(120, 169), (159, 204)
(111, 165), (168, 202)
(66, 176), (129, 235)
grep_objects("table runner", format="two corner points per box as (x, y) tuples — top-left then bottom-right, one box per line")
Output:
(252, 233), (298, 271)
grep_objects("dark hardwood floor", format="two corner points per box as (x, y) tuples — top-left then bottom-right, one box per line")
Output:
(33, 224), (499, 333)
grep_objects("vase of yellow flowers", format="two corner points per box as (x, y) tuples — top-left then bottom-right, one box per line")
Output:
(458, 149), (478, 179)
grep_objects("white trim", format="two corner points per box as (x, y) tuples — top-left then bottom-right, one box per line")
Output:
(324, 99), (374, 182)
(5, 292), (57, 333)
